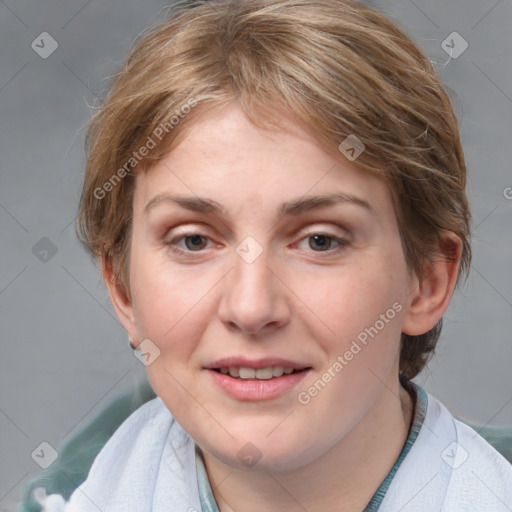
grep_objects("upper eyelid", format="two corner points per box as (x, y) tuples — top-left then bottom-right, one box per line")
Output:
(294, 222), (350, 237)
(162, 224), (214, 240)
(164, 218), (350, 235)
(294, 233), (349, 251)
(164, 225), (348, 240)
(166, 232), (213, 246)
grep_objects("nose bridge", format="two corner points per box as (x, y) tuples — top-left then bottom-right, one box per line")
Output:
(233, 246), (270, 297)
(218, 243), (289, 334)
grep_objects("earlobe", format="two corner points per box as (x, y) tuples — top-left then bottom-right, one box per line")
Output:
(100, 255), (138, 343)
(402, 233), (462, 336)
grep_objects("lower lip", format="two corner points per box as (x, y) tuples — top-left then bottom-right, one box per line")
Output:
(206, 369), (310, 401)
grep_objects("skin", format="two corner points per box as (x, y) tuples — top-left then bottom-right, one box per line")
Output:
(104, 102), (461, 512)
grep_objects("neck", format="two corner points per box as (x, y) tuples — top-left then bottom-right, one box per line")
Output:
(202, 381), (414, 512)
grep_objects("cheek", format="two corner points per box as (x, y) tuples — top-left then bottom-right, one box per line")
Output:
(290, 265), (406, 438)
(293, 261), (406, 348)
(128, 252), (218, 416)
(128, 248), (215, 353)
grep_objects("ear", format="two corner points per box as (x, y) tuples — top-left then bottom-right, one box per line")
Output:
(402, 232), (462, 336)
(101, 255), (139, 345)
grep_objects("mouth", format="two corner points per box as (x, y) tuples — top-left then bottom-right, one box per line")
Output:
(210, 365), (309, 380)
(204, 358), (312, 400)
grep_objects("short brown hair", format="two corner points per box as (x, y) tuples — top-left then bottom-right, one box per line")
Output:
(77, 0), (471, 380)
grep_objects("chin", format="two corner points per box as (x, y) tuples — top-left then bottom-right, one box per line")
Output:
(200, 431), (322, 474)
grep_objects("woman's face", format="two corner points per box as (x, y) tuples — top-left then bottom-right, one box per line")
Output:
(119, 102), (416, 471)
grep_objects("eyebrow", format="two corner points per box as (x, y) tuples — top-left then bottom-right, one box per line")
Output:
(144, 194), (227, 215)
(144, 192), (374, 218)
(279, 193), (374, 217)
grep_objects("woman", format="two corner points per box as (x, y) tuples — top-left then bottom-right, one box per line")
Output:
(29, 0), (512, 510)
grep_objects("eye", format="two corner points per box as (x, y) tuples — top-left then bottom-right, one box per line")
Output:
(182, 234), (208, 251)
(165, 233), (213, 253)
(308, 234), (335, 251)
(297, 233), (348, 252)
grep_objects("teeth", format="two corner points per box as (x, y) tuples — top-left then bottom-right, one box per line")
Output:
(272, 366), (284, 377)
(239, 367), (256, 379)
(217, 366), (300, 379)
(255, 368), (273, 380)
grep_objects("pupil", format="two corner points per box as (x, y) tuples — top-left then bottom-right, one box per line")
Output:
(185, 235), (206, 250)
(310, 234), (331, 251)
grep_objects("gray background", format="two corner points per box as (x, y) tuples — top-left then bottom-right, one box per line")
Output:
(1, 0), (511, 510)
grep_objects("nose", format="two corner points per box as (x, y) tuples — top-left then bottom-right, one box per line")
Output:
(217, 246), (291, 336)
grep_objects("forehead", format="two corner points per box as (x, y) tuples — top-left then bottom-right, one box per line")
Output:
(132, 102), (394, 222)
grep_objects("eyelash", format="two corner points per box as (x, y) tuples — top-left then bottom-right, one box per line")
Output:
(164, 231), (350, 257)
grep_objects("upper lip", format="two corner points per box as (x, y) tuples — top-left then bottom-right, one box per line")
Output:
(204, 357), (311, 370)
